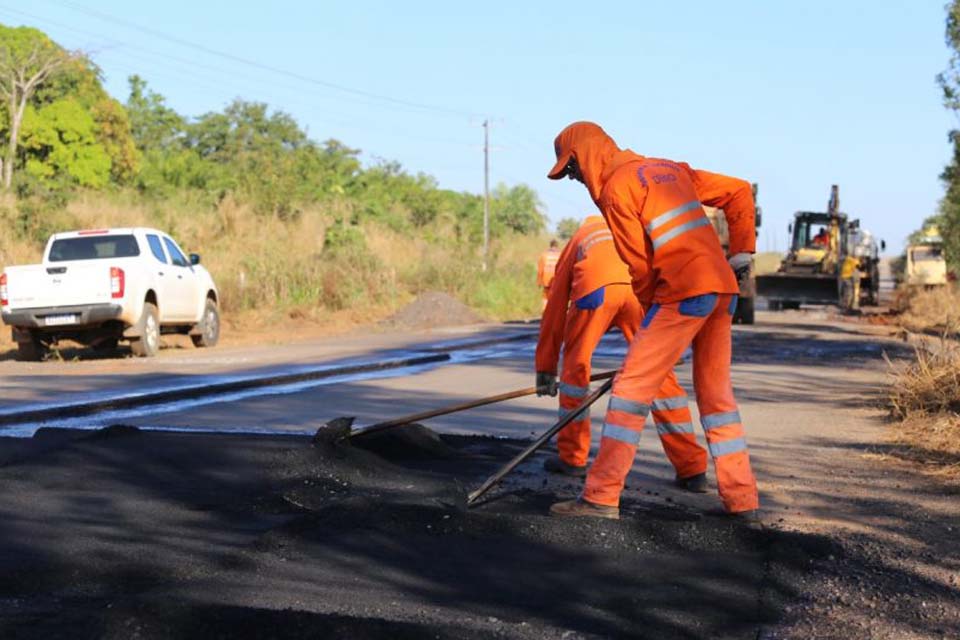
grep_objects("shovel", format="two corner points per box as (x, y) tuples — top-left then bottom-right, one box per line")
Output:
(466, 377), (614, 506)
(315, 370), (617, 443)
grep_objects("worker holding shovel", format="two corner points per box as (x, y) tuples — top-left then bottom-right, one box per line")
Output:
(535, 215), (709, 492)
(546, 122), (759, 520)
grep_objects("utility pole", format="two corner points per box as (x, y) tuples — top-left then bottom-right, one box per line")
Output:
(482, 119), (490, 272)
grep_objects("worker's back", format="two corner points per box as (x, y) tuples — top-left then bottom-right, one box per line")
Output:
(565, 216), (631, 300)
(537, 246), (561, 288)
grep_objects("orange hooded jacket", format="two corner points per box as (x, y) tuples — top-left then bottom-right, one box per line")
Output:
(535, 215), (631, 373)
(537, 248), (561, 288)
(548, 122), (756, 305)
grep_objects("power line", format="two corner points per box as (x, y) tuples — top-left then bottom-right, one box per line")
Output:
(41, 0), (482, 119)
(0, 5), (480, 150)
(1, 3), (472, 119)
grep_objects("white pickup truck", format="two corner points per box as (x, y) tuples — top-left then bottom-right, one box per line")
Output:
(1, 227), (220, 360)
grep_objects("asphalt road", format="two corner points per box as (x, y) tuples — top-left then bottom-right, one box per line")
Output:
(0, 310), (957, 638)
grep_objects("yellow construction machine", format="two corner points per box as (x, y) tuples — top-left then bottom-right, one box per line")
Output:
(758, 185), (883, 310)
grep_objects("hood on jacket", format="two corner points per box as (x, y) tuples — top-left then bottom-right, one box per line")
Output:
(547, 121), (622, 203)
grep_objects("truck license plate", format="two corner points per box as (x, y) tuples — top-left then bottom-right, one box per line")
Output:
(44, 314), (79, 326)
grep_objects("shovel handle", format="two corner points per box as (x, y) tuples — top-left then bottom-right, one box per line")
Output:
(466, 377), (614, 506)
(350, 369), (616, 440)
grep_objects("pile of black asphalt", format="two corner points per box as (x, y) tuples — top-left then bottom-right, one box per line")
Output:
(0, 423), (835, 639)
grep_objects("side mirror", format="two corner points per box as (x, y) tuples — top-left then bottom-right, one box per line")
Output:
(755, 211), (763, 228)
(190, 253), (201, 266)
(880, 240), (886, 252)
(788, 223), (793, 235)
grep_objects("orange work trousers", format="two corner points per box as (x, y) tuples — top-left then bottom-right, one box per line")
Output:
(558, 283), (707, 479)
(582, 293), (759, 513)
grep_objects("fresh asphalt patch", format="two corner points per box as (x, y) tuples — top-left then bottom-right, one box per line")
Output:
(0, 424), (844, 639)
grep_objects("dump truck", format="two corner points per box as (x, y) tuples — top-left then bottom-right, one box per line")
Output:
(904, 228), (950, 288)
(704, 183), (763, 324)
(757, 185), (883, 310)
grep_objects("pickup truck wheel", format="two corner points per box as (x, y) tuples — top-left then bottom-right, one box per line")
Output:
(16, 336), (47, 362)
(191, 299), (220, 348)
(130, 302), (160, 357)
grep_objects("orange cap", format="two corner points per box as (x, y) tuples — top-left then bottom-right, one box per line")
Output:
(547, 121), (609, 179)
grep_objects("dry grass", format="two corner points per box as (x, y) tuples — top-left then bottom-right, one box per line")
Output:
(0, 191), (546, 357)
(886, 337), (960, 479)
(893, 285), (960, 334)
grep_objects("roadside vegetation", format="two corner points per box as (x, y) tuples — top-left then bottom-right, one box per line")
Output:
(0, 24), (551, 352)
(887, 336), (960, 479)
(892, 285), (960, 334)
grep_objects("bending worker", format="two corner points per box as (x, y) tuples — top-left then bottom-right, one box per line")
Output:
(546, 121), (759, 520)
(537, 239), (561, 309)
(535, 215), (708, 492)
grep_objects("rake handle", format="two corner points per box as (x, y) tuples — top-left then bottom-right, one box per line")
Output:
(466, 377), (614, 506)
(350, 369), (616, 440)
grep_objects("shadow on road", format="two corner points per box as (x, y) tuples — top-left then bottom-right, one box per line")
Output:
(0, 426), (828, 639)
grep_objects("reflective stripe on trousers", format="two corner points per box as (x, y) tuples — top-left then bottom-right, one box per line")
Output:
(583, 293), (758, 513)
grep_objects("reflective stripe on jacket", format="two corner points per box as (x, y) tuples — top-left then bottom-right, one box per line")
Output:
(598, 153), (755, 304)
(535, 216), (632, 373)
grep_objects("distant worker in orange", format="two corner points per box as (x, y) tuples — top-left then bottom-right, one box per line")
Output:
(537, 239), (561, 309)
(545, 122), (759, 520)
(535, 215), (709, 491)
(811, 227), (830, 247)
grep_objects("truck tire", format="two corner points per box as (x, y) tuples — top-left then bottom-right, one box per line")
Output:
(130, 302), (160, 358)
(16, 334), (47, 362)
(191, 298), (220, 348)
(734, 297), (755, 325)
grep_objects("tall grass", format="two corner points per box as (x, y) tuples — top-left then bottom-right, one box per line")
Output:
(887, 337), (960, 474)
(0, 190), (546, 327)
(894, 285), (960, 334)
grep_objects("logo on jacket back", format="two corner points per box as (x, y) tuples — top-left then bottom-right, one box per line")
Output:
(652, 173), (677, 184)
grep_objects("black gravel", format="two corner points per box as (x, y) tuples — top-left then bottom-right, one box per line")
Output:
(0, 424), (941, 639)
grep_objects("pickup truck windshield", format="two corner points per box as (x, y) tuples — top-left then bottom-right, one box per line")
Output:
(48, 235), (141, 262)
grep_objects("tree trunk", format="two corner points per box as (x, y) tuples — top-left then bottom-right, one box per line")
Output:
(3, 93), (23, 190)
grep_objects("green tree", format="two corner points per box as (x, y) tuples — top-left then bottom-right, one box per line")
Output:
(20, 98), (111, 188)
(185, 99), (331, 216)
(490, 183), (546, 235)
(938, 2), (960, 265)
(125, 75), (184, 152)
(556, 217), (579, 240)
(0, 25), (73, 189)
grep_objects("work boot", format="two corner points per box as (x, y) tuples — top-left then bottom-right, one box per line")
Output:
(724, 509), (762, 529)
(543, 455), (587, 478)
(549, 498), (620, 520)
(675, 472), (709, 493)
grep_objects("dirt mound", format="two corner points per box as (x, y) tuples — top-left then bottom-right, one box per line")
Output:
(382, 291), (486, 330)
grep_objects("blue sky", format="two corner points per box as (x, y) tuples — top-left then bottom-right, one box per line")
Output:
(2, 0), (954, 253)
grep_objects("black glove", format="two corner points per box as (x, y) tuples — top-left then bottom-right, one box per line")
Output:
(536, 372), (558, 397)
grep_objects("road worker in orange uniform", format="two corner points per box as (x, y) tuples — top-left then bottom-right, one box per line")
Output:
(545, 122), (759, 520)
(537, 239), (562, 309)
(535, 216), (708, 491)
